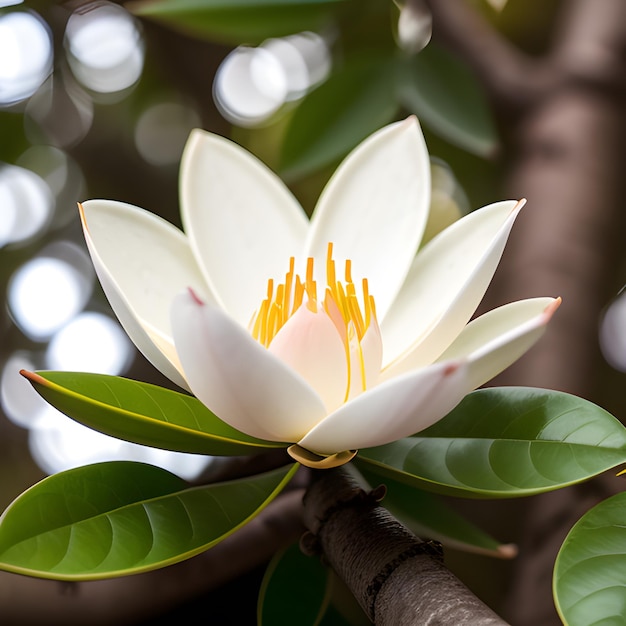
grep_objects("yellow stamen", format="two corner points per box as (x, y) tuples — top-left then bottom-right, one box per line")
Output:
(250, 243), (379, 395)
(327, 242), (336, 287)
(362, 279), (371, 327)
(282, 258), (294, 325)
(294, 275), (304, 311)
(345, 259), (352, 283)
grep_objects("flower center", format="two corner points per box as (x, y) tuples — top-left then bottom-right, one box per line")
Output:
(251, 242), (377, 349)
(250, 243), (381, 404)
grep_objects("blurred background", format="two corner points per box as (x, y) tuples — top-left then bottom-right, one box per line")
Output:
(1, 0), (625, 624)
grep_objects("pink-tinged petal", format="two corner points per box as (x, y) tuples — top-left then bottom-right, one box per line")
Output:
(361, 317), (383, 387)
(346, 317), (383, 401)
(298, 361), (468, 455)
(436, 297), (561, 389)
(306, 118), (431, 320)
(268, 302), (348, 413)
(180, 130), (309, 326)
(381, 199), (524, 376)
(80, 200), (213, 388)
(171, 290), (327, 443)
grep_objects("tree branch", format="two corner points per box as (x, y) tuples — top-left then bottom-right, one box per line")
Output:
(423, 0), (557, 109)
(302, 468), (509, 625)
(551, 0), (626, 92)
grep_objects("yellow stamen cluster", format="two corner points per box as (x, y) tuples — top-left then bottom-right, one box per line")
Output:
(251, 243), (377, 351)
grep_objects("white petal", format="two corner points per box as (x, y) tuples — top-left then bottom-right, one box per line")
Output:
(80, 200), (212, 388)
(436, 297), (561, 389)
(180, 130), (309, 326)
(171, 290), (327, 442)
(268, 302), (348, 413)
(381, 199), (523, 376)
(346, 317), (383, 401)
(361, 318), (383, 387)
(306, 117), (431, 319)
(298, 360), (468, 455)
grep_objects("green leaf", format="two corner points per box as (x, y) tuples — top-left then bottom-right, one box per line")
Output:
(279, 56), (398, 180)
(396, 44), (498, 157)
(258, 541), (331, 625)
(357, 387), (626, 499)
(357, 467), (515, 558)
(127, 0), (350, 45)
(23, 370), (285, 455)
(554, 490), (626, 625)
(0, 461), (298, 580)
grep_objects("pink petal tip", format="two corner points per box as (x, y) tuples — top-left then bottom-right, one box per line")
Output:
(513, 198), (527, 213)
(543, 297), (562, 320)
(443, 361), (462, 376)
(188, 287), (204, 306)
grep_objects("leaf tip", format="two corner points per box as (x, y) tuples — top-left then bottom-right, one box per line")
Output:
(19, 369), (46, 386)
(497, 543), (518, 559)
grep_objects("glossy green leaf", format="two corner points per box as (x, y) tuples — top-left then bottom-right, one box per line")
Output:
(554, 491), (626, 625)
(258, 541), (331, 625)
(0, 461), (298, 580)
(396, 44), (498, 157)
(357, 387), (626, 498)
(318, 604), (363, 626)
(357, 467), (515, 558)
(23, 370), (285, 455)
(280, 57), (398, 180)
(127, 0), (349, 45)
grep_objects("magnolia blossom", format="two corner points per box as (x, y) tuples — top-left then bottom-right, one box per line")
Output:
(79, 118), (559, 467)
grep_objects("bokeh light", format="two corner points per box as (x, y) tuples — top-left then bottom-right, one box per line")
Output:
(214, 46), (288, 126)
(396, 0), (432, 54)
(421, 157), (470, 245)
(1, 351), (47, 429)
(214, 31), (331, 126)
(430, 157), (470, 215)
(260, 37), (312, 101)
(135, 100), (202, 166)
(280, 31), (332, 90)
(24, 73), (94, 148)
(0, 163), (53, 247)
(46, 311), (134, 374)
(7, 241), (94, 341)
(0, 8), (53, 106)
(29, 407), (210, 479)
(599, 288), (626, 372)
(64, 1), (144, 96)
(17, 145), (86, 226)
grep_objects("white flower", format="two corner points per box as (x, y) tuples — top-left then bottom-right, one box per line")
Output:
(79, 118), (559, 467)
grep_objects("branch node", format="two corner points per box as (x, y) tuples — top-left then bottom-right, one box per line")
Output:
(314, 483), (382, 531)
(299, 531), (322, 557)
(370, 483), (387, 503)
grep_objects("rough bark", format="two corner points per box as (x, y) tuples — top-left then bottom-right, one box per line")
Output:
(302, 468), (509, 625)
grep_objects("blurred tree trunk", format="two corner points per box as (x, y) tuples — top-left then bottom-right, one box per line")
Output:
(429, 1), (626, 623)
